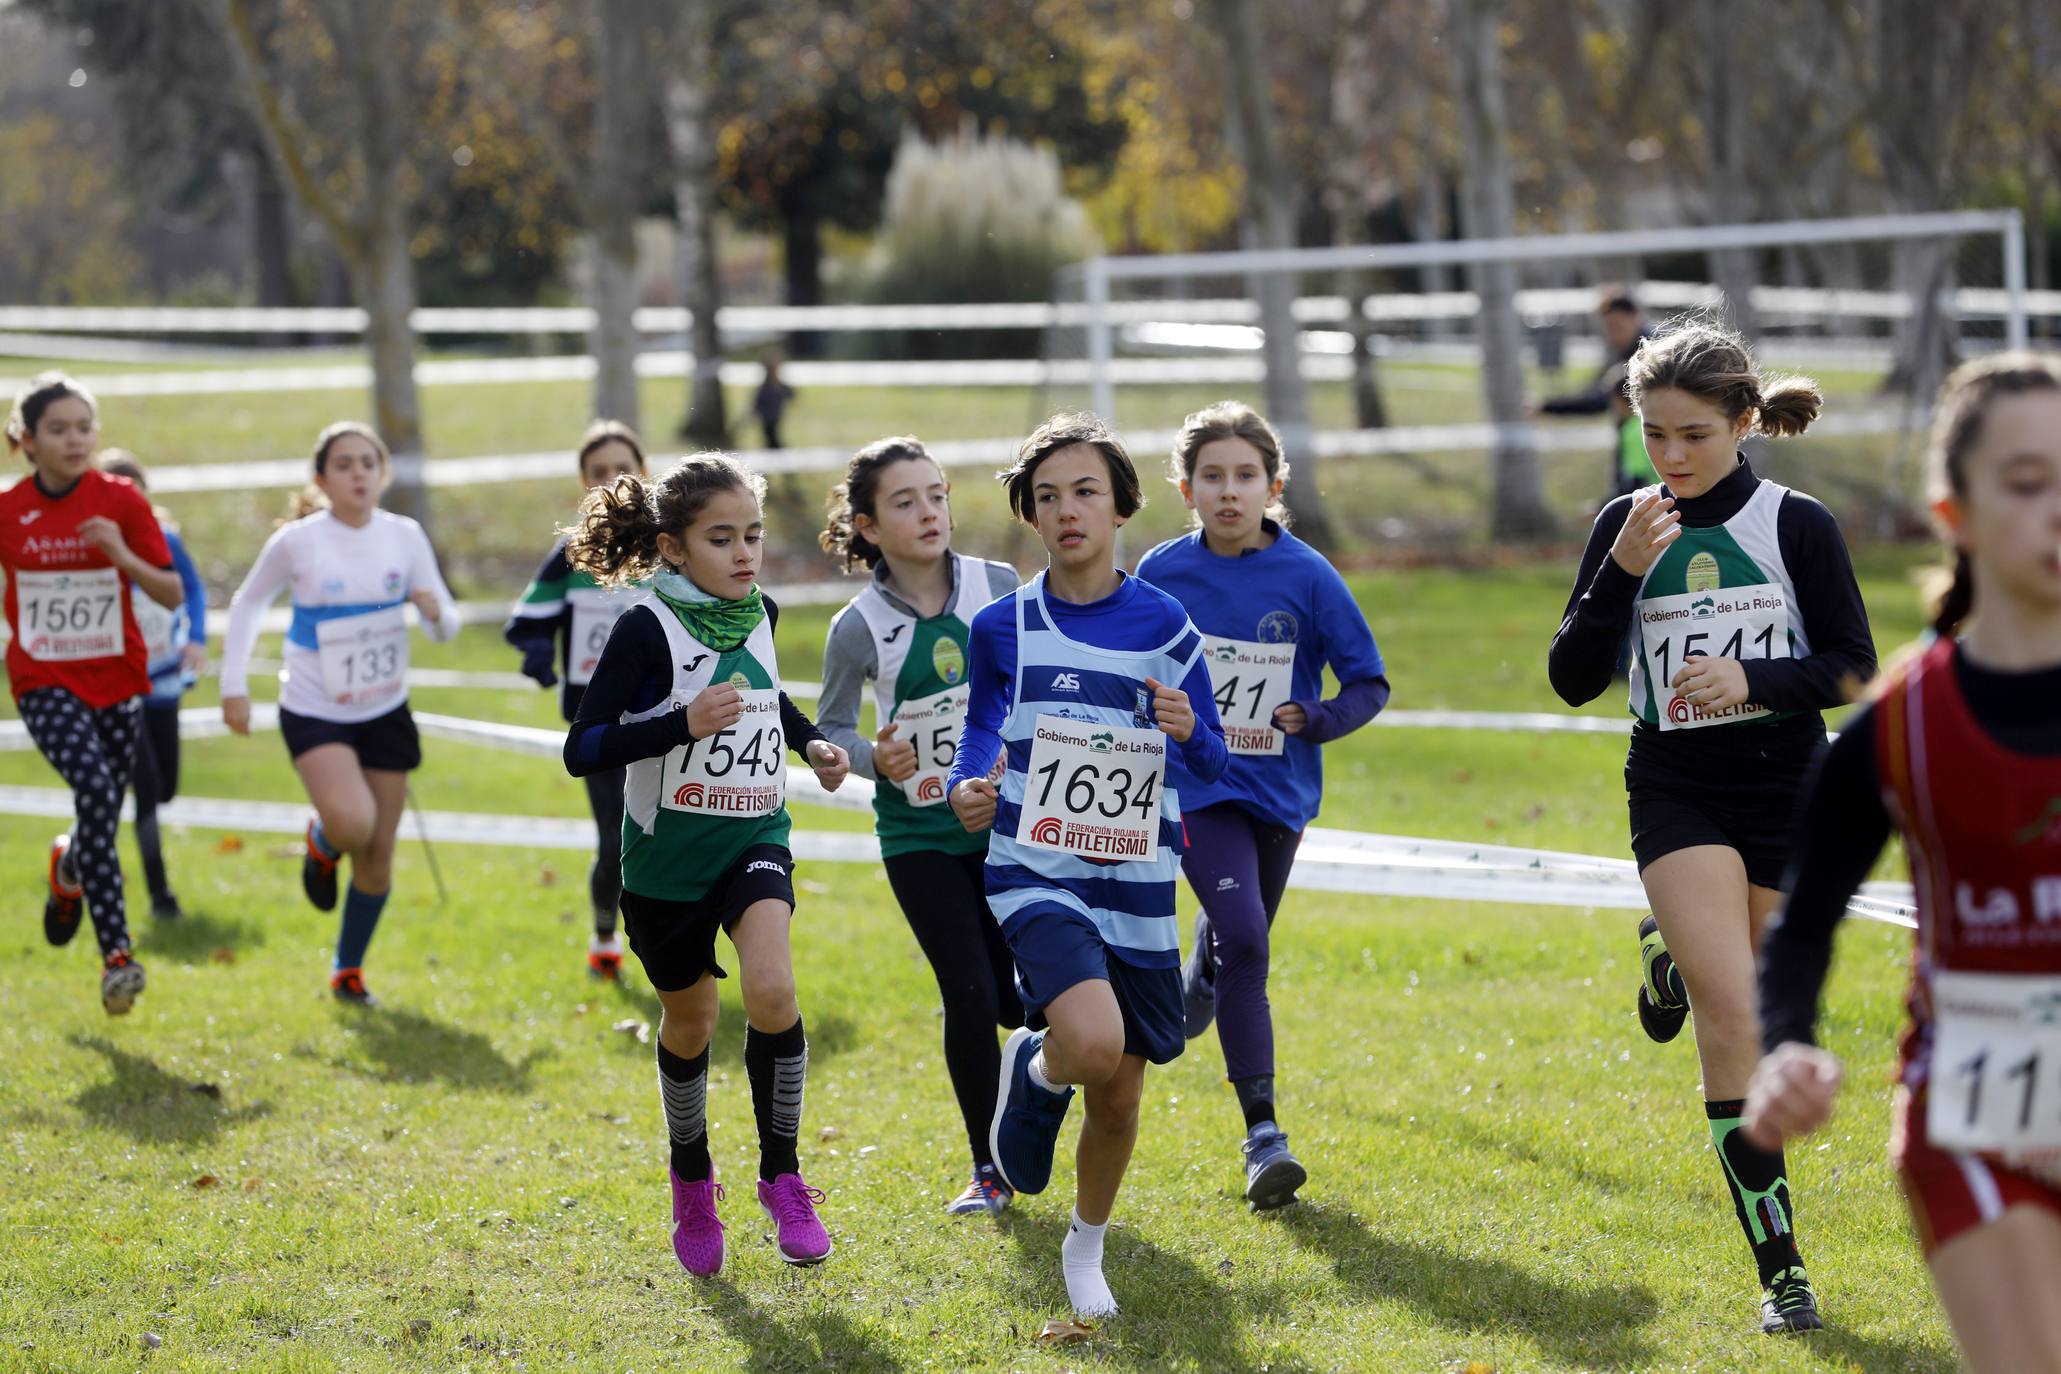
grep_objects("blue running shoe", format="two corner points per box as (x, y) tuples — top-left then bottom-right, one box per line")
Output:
(1182, 910), (1217, 1039)
(944, 1163), (1014, 1216)
(1242, 1124), (1307, 1211)
(988, 1027), (1074, 1196)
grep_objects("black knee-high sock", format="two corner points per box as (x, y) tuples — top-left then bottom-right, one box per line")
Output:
(1234, 1075), (1277, 1132)
(658, 1042), (711, 1181)
(745, 1017), (807, 1180)
(1707, 1098), (1803, 1285)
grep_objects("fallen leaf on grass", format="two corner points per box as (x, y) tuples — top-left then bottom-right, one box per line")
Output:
(209, 948), (236, 964)
(1459, 1363), (1496, 1374)
(242, 1178), (263, 1192)
(818, 1125), (841, 1142)
(611, 1018), (650, 1045)
(403, 1319), (432, 1341)
(141, 1332), (162, 1350)
(1217, 1258), (1235, 1277)
(191, 1175), (218, 1189)
(216, 835), (244, 854)
(538, 864), (559, 887)
(1034, 1319), (1093, 1345)
(190, 1081), (221, 1098)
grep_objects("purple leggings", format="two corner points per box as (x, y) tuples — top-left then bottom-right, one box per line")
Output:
(1180, 802), (1303, 1084)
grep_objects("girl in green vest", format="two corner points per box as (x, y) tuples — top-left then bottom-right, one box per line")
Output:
(818, 437), (1023, 1215)
(563, 454), (851, 1278)
(1548, 318), (1877, 1336)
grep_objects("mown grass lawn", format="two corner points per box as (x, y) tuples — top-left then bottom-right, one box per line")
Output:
(0, 552), (1959, 1371)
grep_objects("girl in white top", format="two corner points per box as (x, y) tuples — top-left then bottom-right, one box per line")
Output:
(219, 422), (460, 1005)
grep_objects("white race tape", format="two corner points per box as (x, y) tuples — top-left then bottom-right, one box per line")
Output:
(0, 705), (1904, 924)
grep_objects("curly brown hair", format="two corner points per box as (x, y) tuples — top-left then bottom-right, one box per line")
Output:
(563, 453), (767, 587)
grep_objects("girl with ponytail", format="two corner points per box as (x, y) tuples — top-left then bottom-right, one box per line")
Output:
(1546, 315), (1879, 1335)
(1750, 353), (2061, 1373)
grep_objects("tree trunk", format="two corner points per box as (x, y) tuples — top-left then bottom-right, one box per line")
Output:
(1448, 0), (1551, 540)
(665, 0), (726, 447)
(1205, 0), (1335, 550)
(588, 0), (650, 430)
(1331, 0), (1386, 430)
(251, 148), (295, 304)
(782, 210), (823, 358)
(355, 213), (429, 525)
(1695, 0), (1759, 338)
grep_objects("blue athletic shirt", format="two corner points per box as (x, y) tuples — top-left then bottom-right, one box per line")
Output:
(948, 571), (1228, 968)
(1136, 521), (1387, 831)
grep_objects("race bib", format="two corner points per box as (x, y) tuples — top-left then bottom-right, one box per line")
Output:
(1927, 972), (2061, 1168)
(1203, 636), (1296, 755)
(1015, 714), (1165, 863)
(316, 606), (409, 710)
(1637, 582), (1791, 730)
(132, 592), (177, 666)
(567, 586), (629, 686)
(15, 568), (124, 662)
(891, 684), (969, 806)
(661, 688), (785, 817)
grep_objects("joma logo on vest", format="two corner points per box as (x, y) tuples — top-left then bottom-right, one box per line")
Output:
(1955, 878), (2061, 926)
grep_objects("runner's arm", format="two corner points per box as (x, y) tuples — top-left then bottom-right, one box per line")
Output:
(218, 524), (296, 699)
(407, 521), (462, 643)
(1757, 717), (1893, 1050)
(563, 606), (691, 776)
(1739, 495), (1877, 714)
(1547, 496), (1640, 707)
(817, 606), (878, 779)
(947, 599), (1013, 791)
(1296, 563), (1389, 743)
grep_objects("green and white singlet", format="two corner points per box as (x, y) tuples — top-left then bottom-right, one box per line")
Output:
(842, 552), (993, 859)
(620, 600), (791, 900)
(1628, 479), (1807, 731)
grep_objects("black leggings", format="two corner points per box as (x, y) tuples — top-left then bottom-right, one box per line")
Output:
(128, 703), (182, 903)
(585, 767), (624, 930)
(17, 687), (141, 954)
(882, 848), (1023, 1164)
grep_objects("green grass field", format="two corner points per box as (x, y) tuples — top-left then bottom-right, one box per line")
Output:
(0, 548), (1962, 1372)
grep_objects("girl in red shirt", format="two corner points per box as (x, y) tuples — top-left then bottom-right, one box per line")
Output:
(1748, 353), (2061, 1372)
(3, 374), (182, 1014)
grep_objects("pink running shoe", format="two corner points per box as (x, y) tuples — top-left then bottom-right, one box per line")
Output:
(757, 1173), (832, 1265)
(669, 1168), (725, 1277)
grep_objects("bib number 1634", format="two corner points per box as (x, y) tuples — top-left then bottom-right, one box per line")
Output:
(1015, 714), (1165, 863)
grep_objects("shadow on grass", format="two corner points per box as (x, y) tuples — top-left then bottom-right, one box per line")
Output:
(327, 1006), (552, 1093)
(704, 1276), (904, 1373)
(1366, 1104), (1657, 1202)
(994, 1210), (1316, 1372)
(134, 909), (268, 961)
(69, 1035), (273, 1145)
(1275, 1199), (1661, 1370)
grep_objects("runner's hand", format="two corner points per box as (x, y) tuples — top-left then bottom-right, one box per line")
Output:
(222, 695), (252, 736)
(1146, 676), (1195, 743)
(1607, 489), (1681, 577)
(1743, 1042), (1843, 1149)
(409, 588), (443, 625)
(685, 683), (742, 738)
(873, 722), (917, 783)
(181, 642), (208, 676)
(1273, 702), (1308, 735)
(74, 515), (133, 565)
(1671, 655), (1749, 711)
(807, 738), (848, 792)
(951, 777), (998, 832)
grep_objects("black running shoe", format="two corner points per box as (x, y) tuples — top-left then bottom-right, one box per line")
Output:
(302, 820), (339, 913)
(151, 892), (183, 921)
(330, 967), (380, 1007)
(1636, 914), (1689, 1044)
(1181, 910), (1217, 1039)
(1760, 1266), (1823, 1335)
(44, 835), (82, 947)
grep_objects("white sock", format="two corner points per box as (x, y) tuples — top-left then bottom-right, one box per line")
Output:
(1062, 1209), (1116, 1317)
(1028, 1046), (1062, 1095)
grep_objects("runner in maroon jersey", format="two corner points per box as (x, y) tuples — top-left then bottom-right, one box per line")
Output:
(3, 373), (181, 1014)
(1748, 353), (2061, 1373)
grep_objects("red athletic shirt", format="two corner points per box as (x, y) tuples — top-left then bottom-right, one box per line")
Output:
(1878, 636), (2061, 1087)
(0, 469), (171, 708)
